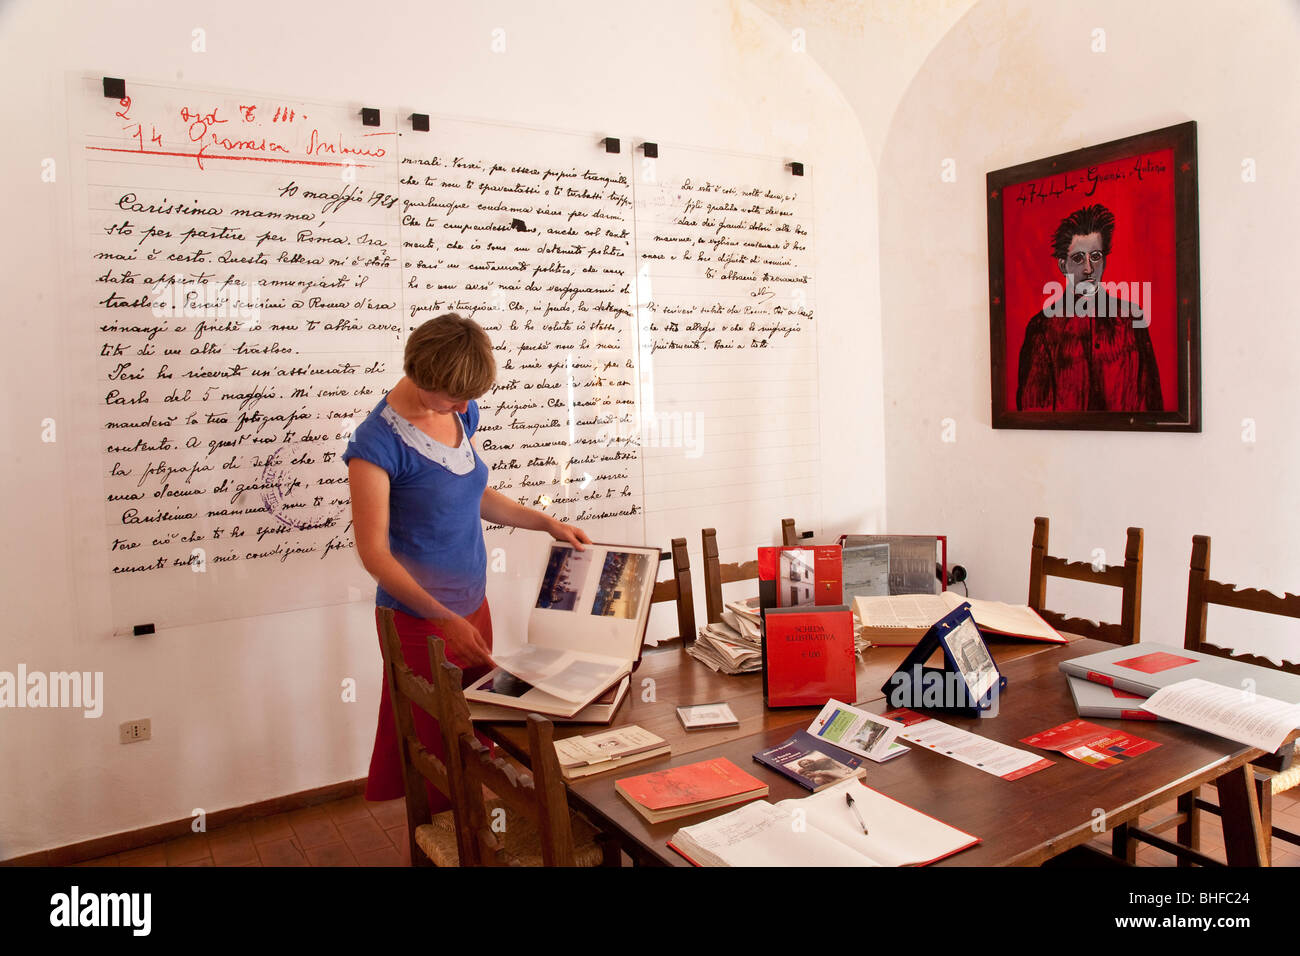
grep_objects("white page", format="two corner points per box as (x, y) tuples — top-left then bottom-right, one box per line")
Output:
(853, 594), (953, 628)
(793, 779), (976, 867)
(676, 801), (876, 867)
(896, 716), (1051, 780)
(491, 646), (629, 704)
(964, 598), (1062, 641)
(1141, 678), (1300, 752)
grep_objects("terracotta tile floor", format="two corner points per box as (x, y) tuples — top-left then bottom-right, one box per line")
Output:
(74, 796), (414, 867)
(1086, 784), (1300, 866)
(68, 783), (1300, 867)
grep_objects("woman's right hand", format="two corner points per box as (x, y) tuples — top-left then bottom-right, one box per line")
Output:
(434, 613), (495, 669)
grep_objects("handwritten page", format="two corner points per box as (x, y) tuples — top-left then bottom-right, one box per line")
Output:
(631, 146), (821, 640)
(71, 78), (399, 633)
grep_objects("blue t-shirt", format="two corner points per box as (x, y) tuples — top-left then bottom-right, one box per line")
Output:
(342, 397), (489, 617)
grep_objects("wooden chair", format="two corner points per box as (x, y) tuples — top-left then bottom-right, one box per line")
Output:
(440, 656), (618, 866)
(376, 607), (616, 867)
(781, 517), (800, 546)
(648, 537), (696, 645)
(1027, 516), (1144, 646)
(1169, 536), (1300, 865)
(701, 519), (797, 625)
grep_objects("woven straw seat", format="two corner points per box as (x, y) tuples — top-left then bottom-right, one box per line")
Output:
(414, 800), (605, 867)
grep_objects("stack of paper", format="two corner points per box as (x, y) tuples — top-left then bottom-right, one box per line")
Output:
(689, 619), (762, 674)
(688, 598), (763, 673)
(689, 597), (869, 673)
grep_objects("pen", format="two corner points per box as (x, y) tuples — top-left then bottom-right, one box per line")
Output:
(845, 792), (868, 835)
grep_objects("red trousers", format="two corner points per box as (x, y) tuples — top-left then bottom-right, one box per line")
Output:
(365, 601), (494, 810)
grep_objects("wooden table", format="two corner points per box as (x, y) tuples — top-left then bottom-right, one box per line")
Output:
(486, 634), (1190, 868)
(538, 639), (1283, 866)
(487, 635), (1066, 765)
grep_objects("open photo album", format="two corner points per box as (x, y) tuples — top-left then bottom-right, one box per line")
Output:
(464, 542), (662, 718)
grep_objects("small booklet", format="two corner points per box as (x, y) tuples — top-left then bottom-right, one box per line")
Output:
(752, 731), (867, 792)
(676, 702), (739, 729)
(553, 725), (670, 779)
(465, 542), (661, 718)
(807, 699), (904, 761)
(1020, 719), (1160, 769)
(615, 757), (769, 824)
(669, 778), (980, 867)
(883, 708), (1054, 781)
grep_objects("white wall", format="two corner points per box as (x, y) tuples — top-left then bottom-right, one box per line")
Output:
(0, 0), (884, 857)
(878, 0), (1300, 659)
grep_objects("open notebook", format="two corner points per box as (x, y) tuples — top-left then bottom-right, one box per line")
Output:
(464, 542), (661, 718)
(669, 777), (979, 867)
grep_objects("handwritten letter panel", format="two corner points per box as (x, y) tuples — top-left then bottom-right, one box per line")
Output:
(71, 80), (819, 636)
(77, 81), (400, 631)
(632, 146), (821, 589)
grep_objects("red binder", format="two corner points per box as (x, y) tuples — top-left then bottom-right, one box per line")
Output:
(761, 605), (856, 708)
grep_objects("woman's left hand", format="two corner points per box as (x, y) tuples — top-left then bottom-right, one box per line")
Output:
(546, 518), (591, 551)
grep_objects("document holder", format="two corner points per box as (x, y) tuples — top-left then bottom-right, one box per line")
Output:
(881, 603), (1006, 717)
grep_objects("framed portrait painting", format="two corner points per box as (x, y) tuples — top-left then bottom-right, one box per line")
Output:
(987, 122), (1201, 431)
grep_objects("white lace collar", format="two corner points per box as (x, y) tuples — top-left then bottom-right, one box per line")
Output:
(380, 402), (475, 475)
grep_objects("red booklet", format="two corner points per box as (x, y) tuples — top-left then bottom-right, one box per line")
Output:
(757, 545), (844, 608)
(762, 605), (857, 708)
(615, 757), (769, 824)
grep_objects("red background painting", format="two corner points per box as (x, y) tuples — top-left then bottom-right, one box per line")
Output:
(1000, 148), (1178, 412)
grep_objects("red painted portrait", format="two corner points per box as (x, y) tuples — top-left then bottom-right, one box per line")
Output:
(987, 123), (1200, 431)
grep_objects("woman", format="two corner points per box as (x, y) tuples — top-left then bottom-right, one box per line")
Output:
(343, 313), (590, 804)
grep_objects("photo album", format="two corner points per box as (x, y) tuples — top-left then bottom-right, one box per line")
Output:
(465, 542), (662, 718)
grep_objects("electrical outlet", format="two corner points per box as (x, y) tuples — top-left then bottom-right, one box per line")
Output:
(119, 718), (151, 744)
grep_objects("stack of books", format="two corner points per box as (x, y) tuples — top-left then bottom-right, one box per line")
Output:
(1061, 644), (1300, 751)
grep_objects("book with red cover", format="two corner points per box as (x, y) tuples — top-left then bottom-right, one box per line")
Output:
(757, 545), (844, 609)
(614, 757), (769, 824)
(761, 604), (857, 708)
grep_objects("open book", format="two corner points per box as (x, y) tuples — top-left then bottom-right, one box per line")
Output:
(669, 778), (979, 867)
(852, 592), (1064, 646)
(465, 542), (661, 718)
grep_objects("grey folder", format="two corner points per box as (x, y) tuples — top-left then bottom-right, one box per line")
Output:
(1059, 642), (1300, 704)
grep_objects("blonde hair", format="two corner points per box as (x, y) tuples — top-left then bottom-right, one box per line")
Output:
(403, 314), (496, 398)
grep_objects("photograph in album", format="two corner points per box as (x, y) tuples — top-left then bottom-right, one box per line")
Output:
(465, 542), (662, 718)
